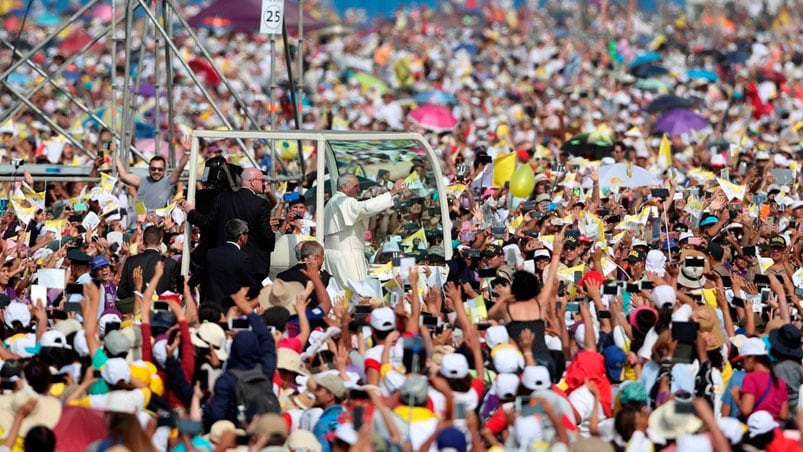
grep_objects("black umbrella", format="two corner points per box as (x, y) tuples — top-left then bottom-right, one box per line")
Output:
(633, 65), (669, 78)
(561, 132), (615, 160)
(721, 50), (750, 66)
(645, 95), (694, 114)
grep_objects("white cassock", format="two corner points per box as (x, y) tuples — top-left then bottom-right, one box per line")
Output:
(322, 191), (393, 288)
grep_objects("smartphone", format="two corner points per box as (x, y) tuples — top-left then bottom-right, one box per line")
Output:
(674, 394), (695, 414)
(557, 281), (566, 297)
(476, 323), (492, 331)
(196, 368), (209, 391)
(573, 271), (583, 285)
(673, 342), (695, 364)
(565, 229), (581, 238)
(64, 302), (81, 312)
(478, 267), (497, 278)
(354, 305), (371, 322)
(566, 302), (580, 312)
(754, 274), (770, 286)
(51, 310), (68, 320)
(640, 280), (655, 290)
(350, 390), (370, 401)
(235, 435), (251, 446)
(685, 257), (705, 268)
(177, 419), (203, 436)
(459, 232), (476, 242)
(626, 283), (640, 293)
(105, 321), (121, 333)
(671, 322), (699, 342)
(0, 380), (16, 391)
(152, 301), (170, 312)
(51, 373), (67, 384)
(547, 202), (558, 212)
(688, 293), (704, 304)
(228, 317), (251, 331)
(93, 369), (102, 378)
(491, 227), (506, 238)
(65, 283), (83, 295)
(450, 401), (466, 422)
(760, 288), (770, 304)
(687, 237), (702, 246)
(353, 405), (365, 430)
(651, 188), (670, 199)
(597, 208), (611, 217)
(603, 284), (619, 295)
(606, 215), (622, 224)
(598, 310), (612, 319)
(420, 313), (439, 329)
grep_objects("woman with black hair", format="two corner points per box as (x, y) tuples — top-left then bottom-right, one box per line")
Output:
(502, 229), (566, 379)
(730, 337), (789, 421)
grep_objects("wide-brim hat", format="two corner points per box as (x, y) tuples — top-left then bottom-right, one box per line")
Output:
(769, 324), (803, 359)
(0, 392), (62, 438)
(648, 397), (703, 440)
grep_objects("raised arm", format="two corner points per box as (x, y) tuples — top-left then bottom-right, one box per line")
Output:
(115, 148), (141, 188)
(168, 139), (191, 186)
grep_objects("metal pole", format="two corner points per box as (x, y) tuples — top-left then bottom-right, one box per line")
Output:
(110, 0), (118, 175)
(297, 0), (304, 108)
(0, 36), (150, 162)
(163, 0), (261, 131)
(120, 0), (135, 170)
(181, 135), (199, 276)
(126, 17), (150, 158)
(270, 35), (278, 178)
(0, 26), (112, 123)
(0, 0), (102, 82)
(134, 0), (257, 167)
(163, 0), (176, 163)
(3, 84), (95, 159)
(153, 0), (164, 165)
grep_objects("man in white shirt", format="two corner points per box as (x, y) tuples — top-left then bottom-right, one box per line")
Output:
(322, 174), (404, 288)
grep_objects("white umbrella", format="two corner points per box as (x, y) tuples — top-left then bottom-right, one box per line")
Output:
(598, 163), (661, 189)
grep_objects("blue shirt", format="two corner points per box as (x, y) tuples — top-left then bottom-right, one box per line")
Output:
(314, 404), (344, 452)
(721, 369), (746, 417)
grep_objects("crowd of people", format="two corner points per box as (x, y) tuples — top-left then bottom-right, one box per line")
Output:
(2, 0), (803, 451)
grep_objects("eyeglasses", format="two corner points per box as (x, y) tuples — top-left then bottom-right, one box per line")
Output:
(149, 167), (165, 172)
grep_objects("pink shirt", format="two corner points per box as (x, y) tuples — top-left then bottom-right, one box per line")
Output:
(742, 370), (788, 420)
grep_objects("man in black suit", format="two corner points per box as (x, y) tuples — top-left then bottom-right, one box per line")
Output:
(117, 226), (180, 309)
(184, 167), (276, 283)
(197, 219), (261, 307)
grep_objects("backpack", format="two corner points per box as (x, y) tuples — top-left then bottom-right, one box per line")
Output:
(229, 364), (280, 426)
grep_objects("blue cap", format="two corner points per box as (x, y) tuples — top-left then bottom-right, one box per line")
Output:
(603, 345), (626, 383)
(700, 215), (719, 227)
(662, 239), (679, 251)
(91, 255), (111, 271)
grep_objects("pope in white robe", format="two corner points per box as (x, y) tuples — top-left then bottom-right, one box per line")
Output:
(323, 174), (404, 288)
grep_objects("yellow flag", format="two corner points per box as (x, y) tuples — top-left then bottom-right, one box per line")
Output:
(401, 228), (427, 250)
(492, 152), (517, 189)
(717, 178), (746, 201)
(404, 171), (420, 184)
(44, 219), (68, 233)
(558, 264), (586, 282)
(538, 234), (555, 251)
(11, 200), (35, 225)
(369, 260), (393, 278)
(508, 215), (524, 233)
(100, 173), (118, 193)
(445, 184), (466, 198)
(154, 202), (176, 218)
(600, 257), (618, 276)
(658, 134), (672, 169)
